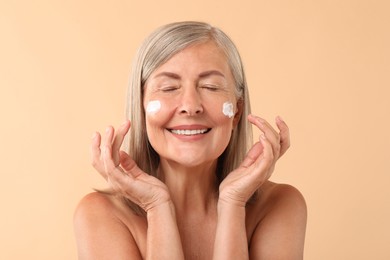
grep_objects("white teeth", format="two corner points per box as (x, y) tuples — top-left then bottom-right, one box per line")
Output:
(170, 129), (208, 135)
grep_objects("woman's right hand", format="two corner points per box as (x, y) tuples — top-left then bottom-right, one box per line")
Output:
(91, 120), (171, 212)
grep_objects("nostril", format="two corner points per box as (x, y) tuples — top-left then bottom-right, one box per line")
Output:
(179, 106), (203, 116)
(178, 103), (203, 116)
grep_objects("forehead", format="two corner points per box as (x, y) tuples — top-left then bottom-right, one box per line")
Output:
(149, 41), (232, 78)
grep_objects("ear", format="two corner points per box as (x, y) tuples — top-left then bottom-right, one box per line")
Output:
(233, 98), (244, 128)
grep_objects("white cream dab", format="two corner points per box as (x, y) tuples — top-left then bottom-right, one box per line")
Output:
(146, 100), (161, 114)
(222, 102), (234, 118)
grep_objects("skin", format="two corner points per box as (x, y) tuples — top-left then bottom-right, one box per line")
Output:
(74, 41), (307, 259)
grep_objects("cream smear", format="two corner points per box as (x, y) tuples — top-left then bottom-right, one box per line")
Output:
(146, 100), (161, 114)
(222, 102), (234, 118)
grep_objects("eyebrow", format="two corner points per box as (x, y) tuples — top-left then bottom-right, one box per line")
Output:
(154, 70), (226, 80)
(154, 72), (181, 79)
(198, 70), (226, 79)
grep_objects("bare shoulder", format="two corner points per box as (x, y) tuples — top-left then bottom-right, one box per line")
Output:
(73, 192), (146, 259)
(74, 191), (116, 216)
(74, 191), (146, 234)
(247, 182), (307, 259)
(248, 181), (307, 217)
(74, 192), (124, 226)
(264, 181), (307, 213)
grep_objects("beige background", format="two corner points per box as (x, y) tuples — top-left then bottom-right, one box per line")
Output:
(1, 0), (389, 259)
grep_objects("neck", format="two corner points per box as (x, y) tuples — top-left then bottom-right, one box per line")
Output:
(158, 159), (218, 215)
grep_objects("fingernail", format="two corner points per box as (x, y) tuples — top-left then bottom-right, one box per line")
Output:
(260, 133), (266, 140)
(276, 116), (284, 122)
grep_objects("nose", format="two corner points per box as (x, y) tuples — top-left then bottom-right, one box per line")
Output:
(178, 87), (203, 116)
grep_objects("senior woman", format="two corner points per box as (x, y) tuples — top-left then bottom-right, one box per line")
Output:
(74, 21), (307, 260)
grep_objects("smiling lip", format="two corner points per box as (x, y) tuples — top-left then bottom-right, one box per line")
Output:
(167, 125), (211, 136)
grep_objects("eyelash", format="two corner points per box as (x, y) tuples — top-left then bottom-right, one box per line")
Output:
(161, 86), (179, 92)
(159, 84), (220, 92)
(201, 84), (219, 91)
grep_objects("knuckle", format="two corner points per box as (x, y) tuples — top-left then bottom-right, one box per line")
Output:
(91, 159), (99, 168)
(281, 139), (291, 150)
(103, 145), (111, 155)
(105, 164), (116, 174)
(267, 151), (275, 162)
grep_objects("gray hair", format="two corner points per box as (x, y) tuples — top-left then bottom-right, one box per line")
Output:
(124, 21), (253, 214)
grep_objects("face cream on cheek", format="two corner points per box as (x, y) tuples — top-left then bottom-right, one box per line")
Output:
(222, 102), (234, 118)
(146, 100), (161, 114)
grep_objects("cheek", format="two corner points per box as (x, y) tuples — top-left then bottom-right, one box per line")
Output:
(206, 100), (236, 130)
(210, 99), (236, 119)
(146, 100), (161, 114)
(222, 102), (234, 118)
(144, 99), (173, 133)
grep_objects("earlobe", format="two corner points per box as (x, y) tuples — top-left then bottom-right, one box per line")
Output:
(233, 99), (244, 127)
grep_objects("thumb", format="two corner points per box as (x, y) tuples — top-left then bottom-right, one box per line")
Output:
(240, 142), (264, 168)
(119, 151), (142, 176)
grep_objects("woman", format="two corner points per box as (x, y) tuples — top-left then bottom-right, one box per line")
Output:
(74, 21), (307, 259)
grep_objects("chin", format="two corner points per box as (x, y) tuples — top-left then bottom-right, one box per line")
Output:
(164, 154), (217, 169)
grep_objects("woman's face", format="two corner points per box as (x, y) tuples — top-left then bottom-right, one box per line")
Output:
(143, 41), (241, 168)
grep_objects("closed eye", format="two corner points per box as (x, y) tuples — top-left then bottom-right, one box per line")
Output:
(201, 84), (219, 91)
(161, 86), (179, 92)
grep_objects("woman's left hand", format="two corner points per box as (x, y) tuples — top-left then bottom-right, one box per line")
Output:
(218, 114), (290, 207)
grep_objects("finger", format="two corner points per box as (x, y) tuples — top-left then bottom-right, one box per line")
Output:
(253, 134), (274, 180)
(112, 121), (131, 165)
(102, 125), (115, 161)
(103, 143), (131, 183)
(119, 150), (133, 170)
(119, 151), (144, 178)
(103, 149), (148, 199)
(248, 115), (280, 159)
(103, 125), (115, 145)
(103, 143), (139, 180)
(91, 132), (102, 170)
(248, 114), (279, 137)
(275, 116), (290, 157)
(240, 142), (263, 168)
(106, 166), (133, 194)
(240, 134), (274, 188)
(103, 126), (120, 177)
